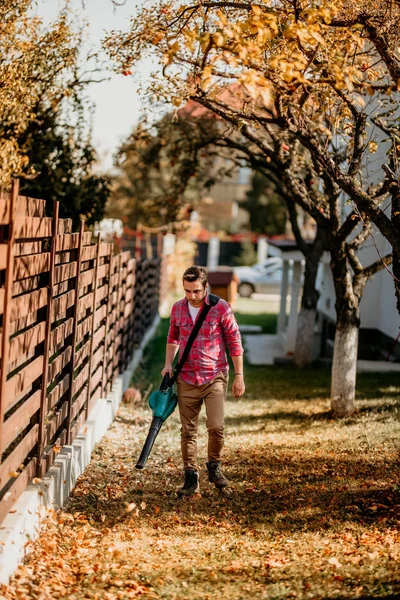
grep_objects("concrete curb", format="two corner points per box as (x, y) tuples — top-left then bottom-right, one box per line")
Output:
(0, 314), (160, 584)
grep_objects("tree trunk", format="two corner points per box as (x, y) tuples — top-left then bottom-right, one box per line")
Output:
(294, 256), (319, 367)
(392, 190), (400, 314)
(295, 306), (317, 367)
(294, 225), (327, 367)
(329, 243), (362, 417)
(331, 316), (359, 416)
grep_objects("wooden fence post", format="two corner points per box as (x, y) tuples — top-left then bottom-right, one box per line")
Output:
(36, 201), (59, 476)
(135, 235), (141, 260)
(85, 235), (101, 418)
(157, 233), (163, 258)
(101, 244), (113, 397)
(145, 232), (153, 259)
(0, 180), (18, 460)
(65, 220), (84, 444)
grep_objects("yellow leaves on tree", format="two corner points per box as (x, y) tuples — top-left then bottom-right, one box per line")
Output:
(0, 1), (79, 189)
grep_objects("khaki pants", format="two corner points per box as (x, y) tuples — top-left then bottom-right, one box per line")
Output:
(177, 371), (228, 470)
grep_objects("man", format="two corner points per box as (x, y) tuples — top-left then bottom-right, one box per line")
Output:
(161, 266), (245, 497)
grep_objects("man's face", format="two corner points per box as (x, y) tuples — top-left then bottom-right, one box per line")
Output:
(183, 279), (207, 307)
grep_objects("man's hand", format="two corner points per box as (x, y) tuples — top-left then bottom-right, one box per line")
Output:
(232, 374), (245, 398)
(161, 364), (173, 378)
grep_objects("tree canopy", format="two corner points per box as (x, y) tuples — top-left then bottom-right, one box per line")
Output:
(0, 1), (79, 188)
(104, 0), (400, 263)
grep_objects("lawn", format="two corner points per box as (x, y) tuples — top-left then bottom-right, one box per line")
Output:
(1, 317), (399, 600)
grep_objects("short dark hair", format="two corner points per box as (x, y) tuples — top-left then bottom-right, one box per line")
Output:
(182, 266), (208, 288)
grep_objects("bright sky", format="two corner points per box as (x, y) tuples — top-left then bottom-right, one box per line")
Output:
(37, 0), (153, 172)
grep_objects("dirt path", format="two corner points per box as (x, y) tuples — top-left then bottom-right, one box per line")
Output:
(1, 377), (399, 600)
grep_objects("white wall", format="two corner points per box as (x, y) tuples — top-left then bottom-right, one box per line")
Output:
(317, 232), (400, 339)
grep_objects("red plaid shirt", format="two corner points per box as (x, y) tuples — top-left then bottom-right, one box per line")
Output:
(167, 293), (243, 386)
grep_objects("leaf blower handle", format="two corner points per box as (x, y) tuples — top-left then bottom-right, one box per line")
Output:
(160, 372), (174, 391)
(135, 416), (164, 469)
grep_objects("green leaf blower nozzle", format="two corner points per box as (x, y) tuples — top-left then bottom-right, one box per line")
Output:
(135, 373), (178, 469)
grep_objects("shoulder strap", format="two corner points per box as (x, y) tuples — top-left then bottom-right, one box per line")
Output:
(208, 293), (220, 306)
(169, 295), (220, 386)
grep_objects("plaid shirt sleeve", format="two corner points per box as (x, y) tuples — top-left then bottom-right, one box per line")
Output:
(167, 304), (180, 345)
(220, 301), (243, 357)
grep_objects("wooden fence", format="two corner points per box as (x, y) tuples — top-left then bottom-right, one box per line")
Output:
(0, 182), (163, 522)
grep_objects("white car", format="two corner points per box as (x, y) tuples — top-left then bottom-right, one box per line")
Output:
(233, 258), (283, 297)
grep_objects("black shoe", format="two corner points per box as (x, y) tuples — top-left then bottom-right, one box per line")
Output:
(206, 461), (229, 489)
(177, 469), (200, 498)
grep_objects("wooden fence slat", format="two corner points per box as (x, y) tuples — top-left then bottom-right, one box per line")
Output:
(4, 356), (43, 413)
(50, 319), (74, 355)
(77, 292), (94, 317)
(99, 243), (112, 257)
(7, 340), (35, 374)
(51, 290), (75, 321)
(95, 284), (109, 304)
(82, 232), (92, 246)
(81, 246), (97, 262)
(54, 262), (77, 285)
(14, 242), (42, 257)
(0, 196), (46, 225)
(0, 459), (36, 523)
(0, 245), (7, 270)
(0, 425), (39, 489)
(70, 408), (87, 443)
(74, 339), (90, 369)
(97, 264), (109, 282)
(72, 363), (89, 396)
(55, 234), (79, 252)
(0, 200), (9, 224)
(79, 269), (95, 290)
(70, 386), (88, 423)
(76, 315), (93, 347)
(55, 251), (72, 265)
(13, 253), (50, 281)
(48, 346), (72, 382)
(14, 217), (52, 239)
(52, 280), (70, 298)
(10, 288), (48, 322)
(94, 304), (108, 328)
(0, 289), (5, 315)
(47, 373), (70, 413)
(2, 389), (41, 451)
(8, 321), (46, 363)
(12, 276), (41, 296)
(57, 219), (72, 235)
(91, 345), (104, 372)
(93, 324), (106, 350)
(45, 402), (68, 444)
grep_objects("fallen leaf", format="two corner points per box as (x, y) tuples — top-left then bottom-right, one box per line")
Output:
(328, 557), (342, 568)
